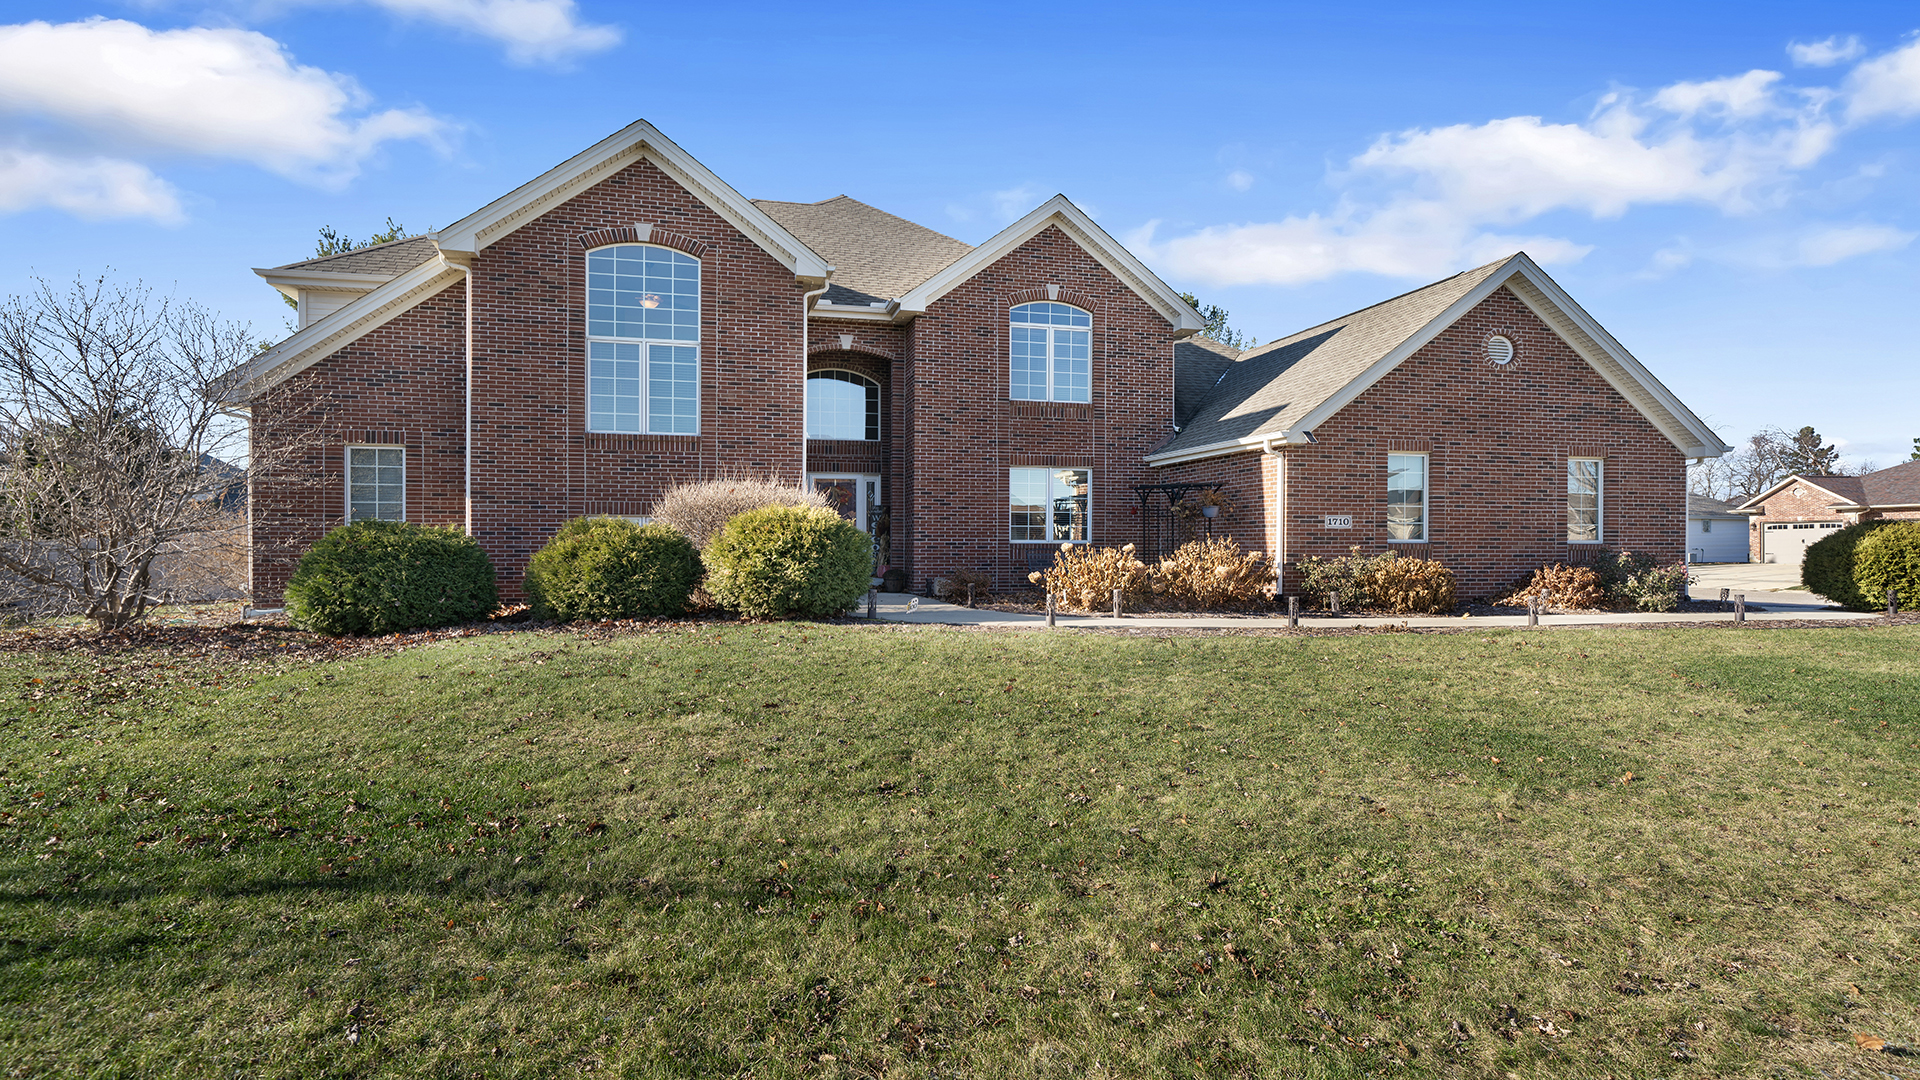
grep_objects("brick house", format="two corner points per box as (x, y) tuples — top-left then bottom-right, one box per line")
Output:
(1143, 254), (1729, 598)
(228, 119), (1206, 603)
(1735, 461), (1920, 564)
(228, 121), (1728, 606)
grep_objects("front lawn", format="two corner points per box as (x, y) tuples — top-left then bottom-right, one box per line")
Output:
(2, 622), (1916, 1078)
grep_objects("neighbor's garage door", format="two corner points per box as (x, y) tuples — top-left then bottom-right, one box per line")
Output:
(1763, 521), (1843, 564)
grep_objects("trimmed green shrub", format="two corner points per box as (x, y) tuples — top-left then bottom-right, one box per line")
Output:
(1852, 520), (1920, 612)
(285, 520), (496, 635)
(702, 504), (871, 618)
(1802, 520), (1894, 610)
(1589, 549), (1691, 612)
(523, 517), (702, 622)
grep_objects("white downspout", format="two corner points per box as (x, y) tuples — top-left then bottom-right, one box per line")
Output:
(798, 274), (833, 484)
(440, 259), (473, 534)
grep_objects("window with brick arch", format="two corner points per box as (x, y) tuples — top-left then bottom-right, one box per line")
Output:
(1009, 302), (1091, 403)
(587, 244), (699, 434)
(806, 370), (879, 441)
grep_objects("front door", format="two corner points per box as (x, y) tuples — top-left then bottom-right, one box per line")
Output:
(807, 473), (881, 533)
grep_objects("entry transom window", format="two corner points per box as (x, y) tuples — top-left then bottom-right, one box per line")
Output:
(1568, 458), (1603, 543)
(348, 446), (403, 521)
(806, 370), (880, 441)
(1010, 302), (1091, 402)
(1387, 453), (1427, 541)
(1010, 467), (1091, 543)
(587, 244), (700, 434)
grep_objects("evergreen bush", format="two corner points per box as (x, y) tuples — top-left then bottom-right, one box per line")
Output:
(702, 505), (871, 618)
(1851, 521), (1920, 612)
(523, 517), (702, 622)
(1802, 521), (1894, 610)
(285, 520), (496, 635)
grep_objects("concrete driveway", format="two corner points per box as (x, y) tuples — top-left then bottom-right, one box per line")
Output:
(1688, 562), (1835, 611)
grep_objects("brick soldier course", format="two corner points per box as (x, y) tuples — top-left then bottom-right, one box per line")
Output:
(231, 119), (1728, 606)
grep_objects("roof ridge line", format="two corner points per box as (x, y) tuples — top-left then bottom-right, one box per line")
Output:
(1237, 256), (1512, 360)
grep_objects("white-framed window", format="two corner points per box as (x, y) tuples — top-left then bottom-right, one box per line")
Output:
(347, 446), (404, 521)
(1010, 302), (1091, 403)
(806, 370), (880, 441)
(1386, 453), (1427, 542)
(587, 244), (700, 434)
(1568, 458), (1603, 543)
(1010, 467), (1091, 543)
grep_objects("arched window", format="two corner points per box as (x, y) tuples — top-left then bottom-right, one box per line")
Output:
(1010, 301), (1090, 403)
(587, 244), (700, 434)
(806, 370), (880, 441)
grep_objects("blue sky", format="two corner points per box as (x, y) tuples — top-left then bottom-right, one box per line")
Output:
(2, 1), (1916, 467)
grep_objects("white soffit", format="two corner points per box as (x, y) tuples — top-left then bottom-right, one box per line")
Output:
(432, 119), (832, 281)
(896, 195), (1206, 335)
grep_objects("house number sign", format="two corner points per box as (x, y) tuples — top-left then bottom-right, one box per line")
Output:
(1324, 515), (1353, 529)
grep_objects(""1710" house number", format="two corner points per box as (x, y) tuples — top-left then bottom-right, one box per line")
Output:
(1324, 515), (1353, 529)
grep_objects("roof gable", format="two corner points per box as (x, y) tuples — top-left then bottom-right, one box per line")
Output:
(1147, 253), (1731, 465)
(896, 196), (1205, 335)
(753, 196), (971, 305)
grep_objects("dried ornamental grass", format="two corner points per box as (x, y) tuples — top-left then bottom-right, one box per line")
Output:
(1027, 544), (1149, 612)
(1366, 555), (1457, 614)
(648, 476), (831, 550)
(1152, 538), (1271, 610)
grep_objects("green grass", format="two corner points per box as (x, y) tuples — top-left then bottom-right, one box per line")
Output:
(2, 622), (1918, 1078)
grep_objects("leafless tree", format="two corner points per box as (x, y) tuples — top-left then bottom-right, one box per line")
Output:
(0, 275), (309, 629)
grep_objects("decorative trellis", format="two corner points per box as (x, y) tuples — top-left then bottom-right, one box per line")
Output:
(1131, 482), (1223, 560)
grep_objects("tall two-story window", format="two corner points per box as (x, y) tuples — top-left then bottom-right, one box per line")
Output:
(1568, 458), (1603, 542)
(1387, 453), (1427, 541)
(347, 446), (404, 521)
(587, 244), (700, 433)
(1010, 302), (1090, 402)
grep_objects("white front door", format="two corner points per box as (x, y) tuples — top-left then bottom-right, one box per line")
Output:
(807, 473), (881, 533)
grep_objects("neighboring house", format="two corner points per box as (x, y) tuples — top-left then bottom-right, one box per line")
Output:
(1687, 495), (1748, 563)
(1145, 253), (1730, 597)
(229, 119), (1205, 603)
(226, 120), (1728, 605)
(1735, 460), (1920, 564)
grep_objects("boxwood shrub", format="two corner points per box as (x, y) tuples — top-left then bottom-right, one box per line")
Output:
(1852, 520), (1920, 612)
(285, 520), (497, 635)
(523, 517), (702, 622)
(1801, 520), (1894, 610)
(702, 504), (870, 618)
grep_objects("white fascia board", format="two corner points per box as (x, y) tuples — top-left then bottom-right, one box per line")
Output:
(223, 257), (466, 403)
(1143, 434), (1290, 466)
(808, 303), (895, 323)
(432, 119), (831, 281)
(1503, 255), (1733, 458)
(896, 195), (1206, 336)
(253, 267), (393, 301)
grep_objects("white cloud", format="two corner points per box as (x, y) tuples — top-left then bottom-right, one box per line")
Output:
(0, 18), (446, 188)
(347, 0), (619, 65)
(1225, 169), (1254, 192)
(1844, 36), (1920, 121)
(990, 185), (1041, 223)
(1789, 35), (1865, 68)
(0, 149), (182, 221)
(1790, 223), (1913, 266)
(1651, 70), (1790, 120)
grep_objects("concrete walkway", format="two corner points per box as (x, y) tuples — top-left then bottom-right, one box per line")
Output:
(862, 592), (1876, 631)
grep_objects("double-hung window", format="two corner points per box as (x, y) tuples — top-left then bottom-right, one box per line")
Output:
(1010, 302), (1090, 402)
(587, 244), (700, 434)
(1010, 467), (1091, 543)
(347, 446), (403, 521)
(1568, 458), (1603, 542)
(1386, 453), (1427, 541)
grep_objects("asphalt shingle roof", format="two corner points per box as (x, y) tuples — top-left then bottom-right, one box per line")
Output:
(1688, 495), (1743, 517)
(753, 196), (973, 305)
(1156, 257), (1512, 457)
(1850, 459), (1920, 506)
(1174, 337), (1241, 429)
(272, 236), (442, 276)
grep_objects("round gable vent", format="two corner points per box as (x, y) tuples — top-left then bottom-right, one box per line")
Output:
(1485, 335), (1515, 365)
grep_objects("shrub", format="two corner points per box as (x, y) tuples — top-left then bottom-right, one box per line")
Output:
(1852, 521), (1920, 612)
(1027, 544), (1149, 612)
(1368, 556), (1458, 614)
(286, 520), (497, 635)
(523, 517), (702, 622)
(649, 476), (831, 550)
(1497, 564), (1606, 610)
(1152, 538), (1270, 610)
(1803, 520), (1896, 610)
(1588, 549), (1691, 612)
(1293, 547), (1391, 610)
(702, 505), (871, 618)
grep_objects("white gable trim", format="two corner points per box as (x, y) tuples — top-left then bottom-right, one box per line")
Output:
(223, 257), (467, 403)
(895, 195), (1205, 335)
(253, 267), (396, 302)
(433, 119), (832, 282)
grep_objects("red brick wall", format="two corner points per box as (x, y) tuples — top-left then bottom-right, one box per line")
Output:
(1741, 481), (1853, 562)
(899, 225), (1177, 587)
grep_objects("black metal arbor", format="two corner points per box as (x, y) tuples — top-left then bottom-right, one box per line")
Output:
(1132, 482), (1223, 560)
